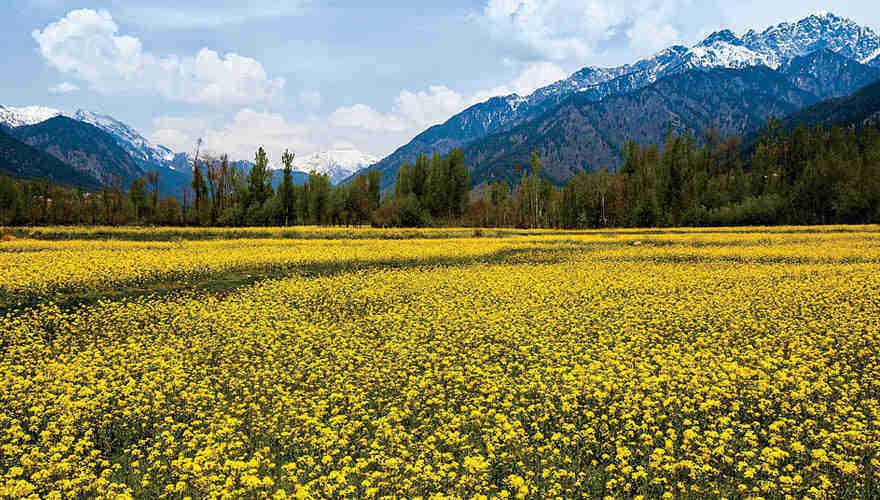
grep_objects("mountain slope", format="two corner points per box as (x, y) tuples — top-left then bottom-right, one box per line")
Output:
(12, 116), (144, 186)
(0, 105), (61, 128)
(779, 49), (880, 100)
(462, 67), (818, 186)
(0, 127), (100, 188)
(72, 110), (175, 169)
(773, 79), (880, 130)
(362, 12), (880, 188)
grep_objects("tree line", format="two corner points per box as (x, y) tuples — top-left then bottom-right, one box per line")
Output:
(377, 120), (880, 228)
(0, 147), (381, 227)
(2, 121), (879, 228)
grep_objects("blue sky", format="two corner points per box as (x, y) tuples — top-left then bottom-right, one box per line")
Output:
(2, 0), (879, 163)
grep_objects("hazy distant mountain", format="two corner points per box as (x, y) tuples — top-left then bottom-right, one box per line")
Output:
(360, 12), (880, 188)
(293, 149), (379, 184)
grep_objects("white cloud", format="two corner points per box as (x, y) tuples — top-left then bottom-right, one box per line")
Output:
(202, 109), (318, 162)
(328, 85), (470, 134)
(329, 104), (409, 133)
(329, 62), (566, 140)
(298, 90), (322, 108)
(480, 0), (690, 64)
(33, 9), (284, 105)
(151, 109), (319, 166)
(481, 0), (625, 62)
(474, 62), (568, 101)
(149, 61), (574, 163)
(149, 128), (196, 153)
(48, 81), (79, 93)
(394, 86), (471, 128)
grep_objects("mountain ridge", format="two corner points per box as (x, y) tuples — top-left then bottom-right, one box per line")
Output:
(360, 12), (880, 188)
(462, 66), (820, 186)
(11, 116), (144, 187)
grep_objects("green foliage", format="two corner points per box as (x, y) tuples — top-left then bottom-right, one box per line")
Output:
(246, 147), (274, 216)
(4, 122), (880, 229)
(278, 150), (297, 226)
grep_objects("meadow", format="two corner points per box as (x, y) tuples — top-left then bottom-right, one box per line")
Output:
(1, 225), (879, 498)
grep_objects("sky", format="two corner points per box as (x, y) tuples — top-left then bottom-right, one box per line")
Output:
(2, 0), (879, 164)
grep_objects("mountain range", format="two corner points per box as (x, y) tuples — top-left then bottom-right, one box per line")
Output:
(0, 126), (100, 188)
(0, 107), (376, 193)
(3, 12), (880, 195)
(774, 78), (880, 131)
(361, 12), (880, 188)
(292, 150), (379, 185)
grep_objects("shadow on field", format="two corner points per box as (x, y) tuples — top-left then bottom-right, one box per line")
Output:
(0, 246), (575, 314)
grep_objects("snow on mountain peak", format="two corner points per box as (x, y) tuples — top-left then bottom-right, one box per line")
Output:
(687, 34), (774, 69)
(698, 29), (743, 47)
(292, 149), (379, 184)
(742, 12), (880, 64)
(72, 109), (176, 165)
(0, 105), (62, 128)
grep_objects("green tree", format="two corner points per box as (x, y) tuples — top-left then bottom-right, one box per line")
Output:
(278, 149), (297, 226)
(247, 147), (274, 213)
(447, 149), (469, 217)
(367, 169), (382, 211)
(191, 157), (209, 224)
(129, 177), (149, 223)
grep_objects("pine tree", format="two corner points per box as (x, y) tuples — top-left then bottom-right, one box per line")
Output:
(447, 149), (469, 217)
(279, 149), (296, 226)
(367, 169), (382, 211)
(248, 147), (274, 211)
(191, 157), (208, 223)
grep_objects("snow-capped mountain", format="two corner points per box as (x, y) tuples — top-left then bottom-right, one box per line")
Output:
(72, 110), (176, 169)
(581, 12), (880, 99)
(293, 150), (380, 184)
(0, 106), (178, 172)
(0, 105), (61, 128)
(364, 11), (880, 187)
(742, 12), (880, 67)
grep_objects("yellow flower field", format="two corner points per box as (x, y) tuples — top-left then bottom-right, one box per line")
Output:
(1, 226), (879, 498)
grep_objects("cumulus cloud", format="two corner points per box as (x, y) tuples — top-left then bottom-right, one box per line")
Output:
(329, 85), (470, 134)
(32, 9), (284, 105)
(151, 109), (319, 165)
(474, 62), (568, 101)
(329, 62), (567, 139)
(48, 81), (79, 93)
(480, 0), (690, 64)
(149, 61), (573, 163)
(201, 109), (318, 161)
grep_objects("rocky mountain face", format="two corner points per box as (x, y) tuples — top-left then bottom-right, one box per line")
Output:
(0, 106), (189, 193)
(779, 49), (880, 99)
(362, 12), (880, 188)
(463, 67), (819, 186)
(11, 116), (144, 187)
(0, 127), (100, 188)
(71, 110), (176, 170)
(773, 79), (880, 131)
